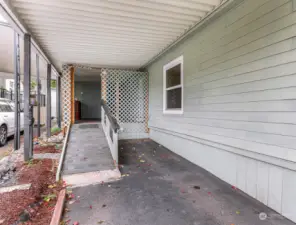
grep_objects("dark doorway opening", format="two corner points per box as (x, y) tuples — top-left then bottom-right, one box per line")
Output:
(74, 68), (101, 122)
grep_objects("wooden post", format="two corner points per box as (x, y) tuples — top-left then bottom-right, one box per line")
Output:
(70, 67), (75, 124)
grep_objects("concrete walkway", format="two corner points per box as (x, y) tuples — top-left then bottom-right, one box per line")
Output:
(64, 139), (295, 225)
(62, 123), (115, 175)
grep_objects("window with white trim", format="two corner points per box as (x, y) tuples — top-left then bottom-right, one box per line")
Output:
(163, 56), (183, 114)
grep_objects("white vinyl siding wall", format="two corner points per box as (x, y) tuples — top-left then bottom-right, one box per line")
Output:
(148, 0), (296, 222)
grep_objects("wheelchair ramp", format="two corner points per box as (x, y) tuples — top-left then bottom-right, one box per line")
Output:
(62, 123), (121, 187)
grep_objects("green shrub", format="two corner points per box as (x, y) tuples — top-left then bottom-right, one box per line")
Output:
(51, 126), (61, 134)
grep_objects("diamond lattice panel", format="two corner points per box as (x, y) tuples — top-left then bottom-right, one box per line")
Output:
(101, 69), (148, 138)
(61, 64), (72, 128)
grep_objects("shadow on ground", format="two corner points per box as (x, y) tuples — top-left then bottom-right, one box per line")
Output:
(64, 139), (295, 225)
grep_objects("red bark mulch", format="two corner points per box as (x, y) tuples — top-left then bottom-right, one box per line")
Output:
(0, 159), (64, 225)
(33, 145), (62, 154)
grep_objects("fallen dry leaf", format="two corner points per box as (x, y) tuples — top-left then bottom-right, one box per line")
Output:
(48, 184), (56, 189)
(68, 193), (74, 199)
(122, 174), (130, 177)
(64, 207), (71, 212)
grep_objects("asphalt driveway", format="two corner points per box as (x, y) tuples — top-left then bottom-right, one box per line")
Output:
(64, 139), (294, 225)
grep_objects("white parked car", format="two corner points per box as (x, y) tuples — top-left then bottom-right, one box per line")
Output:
(0, 98), (24, 146)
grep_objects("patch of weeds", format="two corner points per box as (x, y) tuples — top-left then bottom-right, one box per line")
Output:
(51, 126), (61, 135)
(24, 159), (35, 167)
(42, 193), (57, 202)
(60, 220), (68, 225)
(24, 159), (41, 167)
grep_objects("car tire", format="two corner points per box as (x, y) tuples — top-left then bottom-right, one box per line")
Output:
(0, 125), (7, 147)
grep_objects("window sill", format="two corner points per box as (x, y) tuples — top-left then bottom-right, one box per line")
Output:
(163, 110), (183, 115)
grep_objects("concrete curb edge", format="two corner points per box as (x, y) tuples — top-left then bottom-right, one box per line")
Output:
(49, 189), (66, 225)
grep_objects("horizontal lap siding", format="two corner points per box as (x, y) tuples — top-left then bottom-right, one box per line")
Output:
(147, 0), (296, 222)
(148, 0), (296, 160)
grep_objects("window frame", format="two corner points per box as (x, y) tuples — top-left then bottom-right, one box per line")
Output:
(163, 55), (184, 115)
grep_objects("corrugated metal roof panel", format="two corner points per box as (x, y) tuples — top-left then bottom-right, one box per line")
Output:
(9, 0), (224, 69)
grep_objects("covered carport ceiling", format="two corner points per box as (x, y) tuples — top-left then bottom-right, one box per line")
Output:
(7, 0), (224, 70)
(0, 24), (57, 79)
